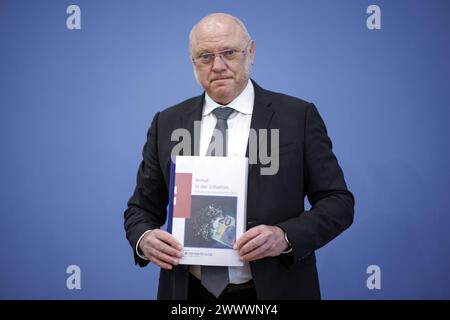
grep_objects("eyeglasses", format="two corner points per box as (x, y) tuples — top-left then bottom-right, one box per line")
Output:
(192, 40), (253, 66)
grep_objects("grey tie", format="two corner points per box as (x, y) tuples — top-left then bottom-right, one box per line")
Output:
(206, 107), (234, 157)
(201, 106), (234, 297)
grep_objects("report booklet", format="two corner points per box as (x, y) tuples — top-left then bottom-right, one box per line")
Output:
(167, 156), (248, 266)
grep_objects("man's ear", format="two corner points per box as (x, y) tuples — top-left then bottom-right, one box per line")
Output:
(250, 41), (256, 64)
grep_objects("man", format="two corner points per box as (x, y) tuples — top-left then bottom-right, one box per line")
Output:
(124, 13), (354, 300)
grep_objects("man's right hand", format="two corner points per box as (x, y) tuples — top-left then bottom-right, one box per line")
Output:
(139, 229), (183, 270)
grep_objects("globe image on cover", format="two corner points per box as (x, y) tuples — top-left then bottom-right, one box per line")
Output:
(184, 195), (237, 249)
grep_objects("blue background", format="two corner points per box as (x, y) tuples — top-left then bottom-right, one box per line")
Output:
(1, 0), (449, 299)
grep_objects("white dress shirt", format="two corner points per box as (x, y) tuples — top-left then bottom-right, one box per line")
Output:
(137, 80), (255, 285)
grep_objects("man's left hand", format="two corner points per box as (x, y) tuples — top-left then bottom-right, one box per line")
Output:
(234, 225), (289, 262)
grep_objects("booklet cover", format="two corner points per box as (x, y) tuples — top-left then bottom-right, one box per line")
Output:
(167, 156), (248, 266)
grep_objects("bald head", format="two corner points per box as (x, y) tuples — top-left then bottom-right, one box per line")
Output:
(189, 13), (251, 54)
(189, 13), (255, 105)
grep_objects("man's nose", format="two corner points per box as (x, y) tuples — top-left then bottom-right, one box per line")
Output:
(211, 54), (227, 72)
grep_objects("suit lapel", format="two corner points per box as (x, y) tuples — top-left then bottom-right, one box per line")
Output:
(180, 94), (204, 156)
(243, 80), (275, 225)
(246, 80), (275, 173)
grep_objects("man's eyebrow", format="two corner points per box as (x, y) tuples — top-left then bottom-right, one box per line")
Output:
(196, 49), (213, 54)
(196, 45), (237, 54)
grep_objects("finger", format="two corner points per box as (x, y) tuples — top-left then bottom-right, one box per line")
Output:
(141, 231), (183, 258)
(149, 247), (180, 266)
(234, 226), (262, 250)
(154, 230), (183, 250)
(150, 255), (174, 270)
(239, 234), (266, 256)
(153, 238), (183, 258)
(241, 242), (271, 262)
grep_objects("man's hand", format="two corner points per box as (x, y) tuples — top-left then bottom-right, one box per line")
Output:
(233, 225), (289, 262)
(139, 229), (183, 270)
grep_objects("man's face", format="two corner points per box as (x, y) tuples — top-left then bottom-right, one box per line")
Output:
(190, 20), (255, 105)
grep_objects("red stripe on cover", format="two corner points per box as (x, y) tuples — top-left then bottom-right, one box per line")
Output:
(173, 173), (192, 218)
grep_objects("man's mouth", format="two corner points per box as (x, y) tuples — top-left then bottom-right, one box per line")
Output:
(211, 78), (231, 83)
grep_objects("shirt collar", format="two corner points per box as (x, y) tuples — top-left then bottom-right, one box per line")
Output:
(203, 79), (254, 116)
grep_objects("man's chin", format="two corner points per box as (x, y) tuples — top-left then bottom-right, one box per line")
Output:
(209, 90), (234, 105)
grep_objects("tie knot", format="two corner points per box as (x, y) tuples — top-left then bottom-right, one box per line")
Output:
(212, 107), (234, 120)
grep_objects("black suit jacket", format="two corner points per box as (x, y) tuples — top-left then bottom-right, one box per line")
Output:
(124, 80), (354, 299)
